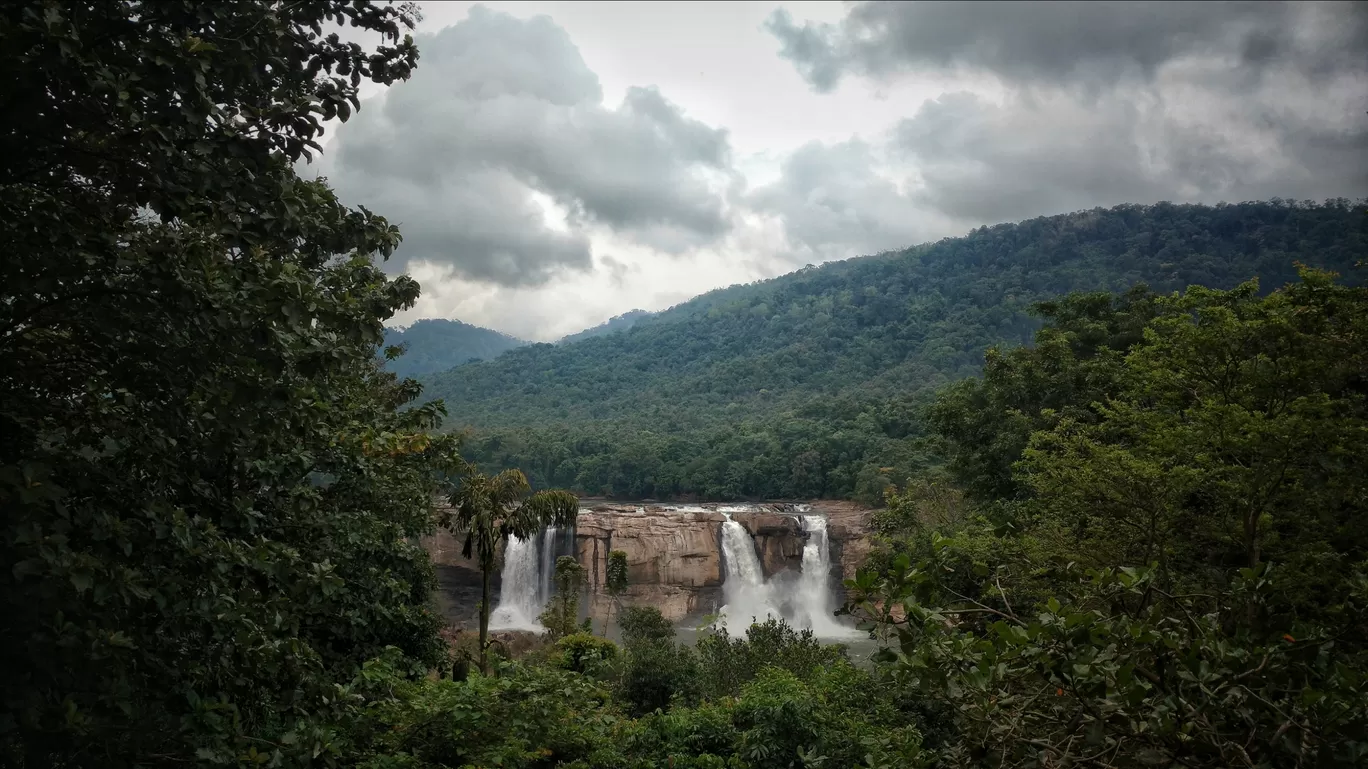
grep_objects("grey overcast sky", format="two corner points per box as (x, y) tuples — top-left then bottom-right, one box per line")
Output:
(307, 1), (1368, 341)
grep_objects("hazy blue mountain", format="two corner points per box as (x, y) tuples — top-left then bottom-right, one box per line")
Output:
(382, 318), (526, 378)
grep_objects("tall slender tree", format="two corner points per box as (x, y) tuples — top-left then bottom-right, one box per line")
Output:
(443, 469), (578, 674)
(604, 549), (630, 636)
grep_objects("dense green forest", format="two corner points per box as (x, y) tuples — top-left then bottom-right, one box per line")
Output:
(427, 200), (1367, 502)
(5, 2), (1365, 768)
(349, 267), (1367, 769)
(382, 318), (526, 378)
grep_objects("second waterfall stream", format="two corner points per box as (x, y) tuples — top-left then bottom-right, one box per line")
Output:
(717, 512), (856, 637)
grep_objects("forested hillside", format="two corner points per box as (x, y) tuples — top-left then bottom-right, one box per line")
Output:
(383, 318), (526, 377)
(423, 200), (1367, 501)
(556, 309), (655, 345)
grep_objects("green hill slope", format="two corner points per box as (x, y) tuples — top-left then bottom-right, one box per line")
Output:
(382, 318), (526, 378)
(421, 200), (1367, 501)
(556, 309), (655, 345)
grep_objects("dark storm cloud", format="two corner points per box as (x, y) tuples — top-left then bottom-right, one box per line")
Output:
(767, 1), (1368, 228)
(321, 5), (735, 286)
(767, 1), (1367, 93)
(890, 89), (1366, 224)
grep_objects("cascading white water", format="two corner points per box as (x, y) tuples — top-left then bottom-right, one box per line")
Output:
(718, 513), (780, 626)
(491, 532), (547, 631)
(539, 526), (559, 607)
(715, 512), (857, 637)
(492, 526), (573, 631)
(793, 514), (851, 636)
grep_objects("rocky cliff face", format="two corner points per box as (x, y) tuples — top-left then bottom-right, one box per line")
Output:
(422, 501), (874, 627)
(576, 507), (723, 621)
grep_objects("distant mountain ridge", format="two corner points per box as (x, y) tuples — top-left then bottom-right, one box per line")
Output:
(382, 318), (526, 378)
(556, 309), (655, 345)
(419, 200), (1367, 502)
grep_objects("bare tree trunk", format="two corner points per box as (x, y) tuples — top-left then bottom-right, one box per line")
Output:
(479, 563), (491, 675)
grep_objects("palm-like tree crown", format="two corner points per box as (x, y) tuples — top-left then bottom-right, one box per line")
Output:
(448, 469), (579, 565)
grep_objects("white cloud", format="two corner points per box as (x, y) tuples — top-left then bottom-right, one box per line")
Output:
(308, 1), (1367, 341)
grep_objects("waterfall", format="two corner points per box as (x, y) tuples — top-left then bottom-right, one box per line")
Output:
(538, 526), (559, 607)
(490, 533), (544, 630)
(715, 512), (857, 637)
(793, 514), (849, 637)
(491, 526), (575, 631)
(718, 513), (779, 626)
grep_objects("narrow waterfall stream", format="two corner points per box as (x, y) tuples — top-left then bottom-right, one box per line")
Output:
(794, 514), (851, 636)
(538, 525), (560, 607)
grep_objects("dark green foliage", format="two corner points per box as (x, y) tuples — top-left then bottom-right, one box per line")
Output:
(382, 318), (526, 378)
(730, 667), (922, 769)
(540, 555), (587, 640)
(927, 284), (1159, 502)
(618, 639), (703, 718)
(617, 605), (677, 646)
(1021, 270), (1368, 620)
(854, 269), (1368, 767)
(615, 606), (701, 716)
(347, 649), (629, 769)
(695, 617), (850, 700)
(850, 554), (1367, 768)
(553, 633), (619, 675)
(624, 702), (741, 769)
(0, 1), (464, 765)
(347, 639), (925, 769)
(430, 200), (1367, 501)
(606, 550), (630, 597)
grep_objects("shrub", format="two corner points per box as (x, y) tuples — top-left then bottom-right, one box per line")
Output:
(348, 650), (630, 769)
(618, 605), (675, 645)
(695, 616), (849, 699)
(627, 701), (740, 767)
(618, 639), (701, 717)
(554, 632), (618, 674)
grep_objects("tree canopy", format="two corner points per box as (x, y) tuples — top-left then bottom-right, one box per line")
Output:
(1, 1), (466, 765)
(854, 268), (1368, 767)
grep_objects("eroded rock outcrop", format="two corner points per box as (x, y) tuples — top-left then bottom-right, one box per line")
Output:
(576, 506), (725, 621)
(738, 514), (804, 576)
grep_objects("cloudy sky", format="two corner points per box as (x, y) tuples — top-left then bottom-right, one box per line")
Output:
(307, 1), (1368, 341)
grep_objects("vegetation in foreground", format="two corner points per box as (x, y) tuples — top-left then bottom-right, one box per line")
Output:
(3, 1), (1364, 767)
